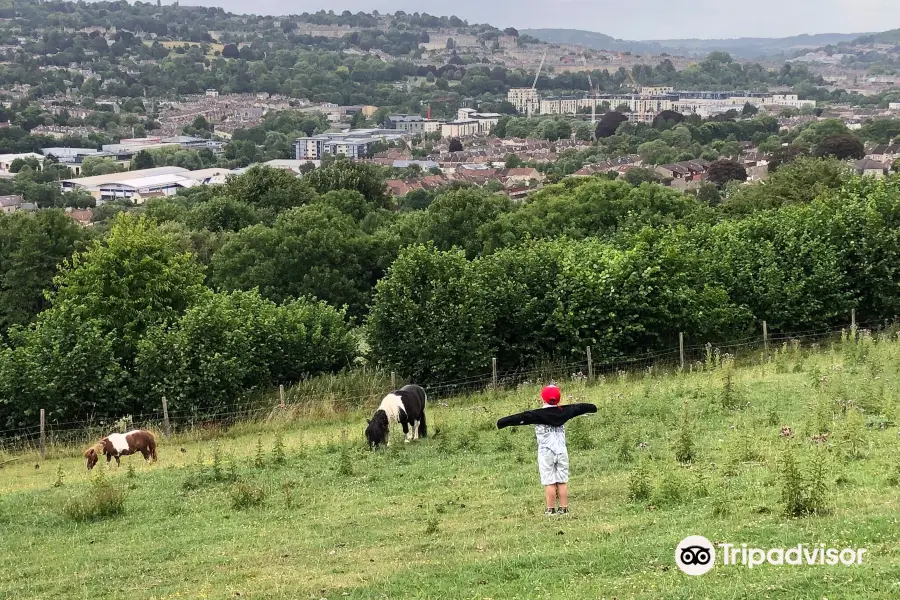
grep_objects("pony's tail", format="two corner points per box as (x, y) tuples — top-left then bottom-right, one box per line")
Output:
(418, 410), (427, 439)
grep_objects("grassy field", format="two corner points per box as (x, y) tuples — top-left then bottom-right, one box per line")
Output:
(1, 335), (899, 599)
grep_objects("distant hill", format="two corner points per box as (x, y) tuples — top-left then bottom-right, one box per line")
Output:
(853, 29), (900, 45)
(522, 28), (868, 59)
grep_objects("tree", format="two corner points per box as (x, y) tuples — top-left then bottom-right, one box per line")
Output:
(222, 43), (239, 59)
(595, 112), (628, 139)
(186, 195), (261, 232)
(209, 204), (375, 318)
(367, 244), (493, 383)
(652, 110), (685, 129)
(419, 189), (513, 259)
(136, 291), (356, 415)
(742, 102), (759, 117)
(132, 150), (154, 170)
(707, 159), (748, 188)
(0, 214), (206, 424)
(892, 158), (900, 173)
(448, 138), (464, 152)
(624, 167), (663, 186)
(768, 145), (809, 173)
(224, 165), (318, 212)
(813, 134), (865, 161)
(0, 210), (85, 334)
(80, 157), (123, 177)
(637, 140), (678, 166)
(505, 153), (522, 169)
(305, 160), (391, 209)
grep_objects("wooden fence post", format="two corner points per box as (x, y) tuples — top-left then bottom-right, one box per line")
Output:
(161, 396), (171, 437)
(391, 371), (396, 390)
(278, 384), (285, 409)
(851, 308), (856, 329)
(679, 332), (685, 371)
(586, 346), (593, 381)
(762, 320), (768, 360)
(492, 358), (498, 390)
(39, 409), (45, 459)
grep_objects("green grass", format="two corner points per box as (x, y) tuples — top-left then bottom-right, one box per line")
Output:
(1, 336), (899, 599)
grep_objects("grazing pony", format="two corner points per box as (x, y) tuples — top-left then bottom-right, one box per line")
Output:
(365, 384), (427, 448)
(84, 429), (157, 470)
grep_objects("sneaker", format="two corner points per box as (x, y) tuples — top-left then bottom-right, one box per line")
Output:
(558, 507), (569, 515)
(543, 508), (557, 516)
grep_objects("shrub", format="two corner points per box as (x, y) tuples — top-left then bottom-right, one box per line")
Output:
(779, 444), (829, 517)
(231, 483), (266, 510)
(136, 290), (356, 416)
(628, 456), (652, 502)
(272, 431), (286, 465)
(63, 469), (126, 522)
(674, 402), (695, 464)
(255, 435), (265, 468)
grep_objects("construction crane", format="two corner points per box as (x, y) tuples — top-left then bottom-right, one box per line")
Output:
(582, 54), (599, 125)
(528, 49), (547, 117)
(623, 67), (647, 123)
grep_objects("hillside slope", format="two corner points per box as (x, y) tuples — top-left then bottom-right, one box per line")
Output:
(1, 337), (898, 598)
(524, 28), (868, 58)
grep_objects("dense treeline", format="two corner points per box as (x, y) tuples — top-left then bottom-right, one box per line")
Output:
(369, 174), (900, 382)
(2, 154), (900, 428)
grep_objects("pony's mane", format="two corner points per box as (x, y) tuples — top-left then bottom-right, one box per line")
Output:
(83, 442), (104, 458)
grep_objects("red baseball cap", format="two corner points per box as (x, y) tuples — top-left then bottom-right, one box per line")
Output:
(541, 385), (561, 405)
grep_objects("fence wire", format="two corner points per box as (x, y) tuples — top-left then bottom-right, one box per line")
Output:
(2, 319), (896, 454)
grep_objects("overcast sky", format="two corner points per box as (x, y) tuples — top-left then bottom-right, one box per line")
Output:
(182, 0), (900, 40)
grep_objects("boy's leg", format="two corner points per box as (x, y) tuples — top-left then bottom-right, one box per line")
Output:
(545, 485), (556, 509)
(557, 483), (568, 509)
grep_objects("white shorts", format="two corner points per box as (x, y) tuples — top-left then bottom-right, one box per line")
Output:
(538, 448), (569, 485)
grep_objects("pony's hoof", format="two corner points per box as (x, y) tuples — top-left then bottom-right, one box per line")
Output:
(404, 439), (410, 444)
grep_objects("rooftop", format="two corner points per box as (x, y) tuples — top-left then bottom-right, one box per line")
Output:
(62, 166), (191, 188)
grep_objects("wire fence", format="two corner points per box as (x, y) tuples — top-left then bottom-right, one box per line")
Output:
(2, 314), (896, 456)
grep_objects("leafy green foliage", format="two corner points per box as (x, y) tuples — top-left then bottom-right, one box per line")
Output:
(136, 290), (356, 415)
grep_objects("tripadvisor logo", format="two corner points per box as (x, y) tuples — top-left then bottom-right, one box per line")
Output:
(675, 536), (868, 575)
(676, 535), (716, 576)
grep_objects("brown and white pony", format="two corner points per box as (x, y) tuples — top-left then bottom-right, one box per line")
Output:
(84, 429), (157, 470)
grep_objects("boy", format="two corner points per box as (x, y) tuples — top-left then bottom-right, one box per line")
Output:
(536, 384), (568, 516)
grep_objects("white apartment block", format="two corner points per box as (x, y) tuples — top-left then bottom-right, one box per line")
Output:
(507, 88), (540, 114)
(889, 102), (900, 111)
(514, 89), (815, 119)
(441, 119), (479, 139)
(454, 109), (502, 135)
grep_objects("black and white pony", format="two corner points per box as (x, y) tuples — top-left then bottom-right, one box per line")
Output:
(365, 384), (427, 448)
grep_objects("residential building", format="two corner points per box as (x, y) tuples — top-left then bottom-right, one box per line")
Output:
(293, 129), (406, 161)
(386, 115), (428, 133)
(866, 144), (900, 165)
(441, 119), (479, 139)
(64, 208), (94, 227)
(856, 158), (890, 178)
(205, 89), (219, 98)
(457, 109), (502, 134)
(507, 88), (540, 115)
(0, 195), (24, 213)
(889, 102), (900, 111)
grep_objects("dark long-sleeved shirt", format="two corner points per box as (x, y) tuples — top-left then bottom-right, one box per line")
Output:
(496, 403), (597, 430)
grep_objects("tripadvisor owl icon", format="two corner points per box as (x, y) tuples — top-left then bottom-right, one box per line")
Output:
(676, 535), (716, 576)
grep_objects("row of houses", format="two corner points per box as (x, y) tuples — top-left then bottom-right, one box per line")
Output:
(386, 166), (545, 199)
